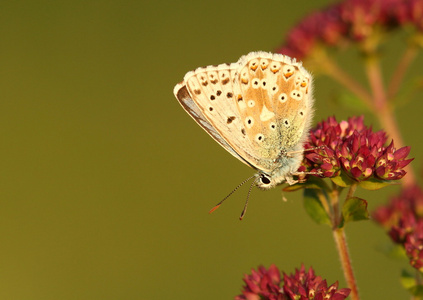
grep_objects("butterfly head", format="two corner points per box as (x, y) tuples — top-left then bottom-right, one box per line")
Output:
(256, 170), (300, 189)
(255, 150), (304, 189)
(256, 173), (277, 189)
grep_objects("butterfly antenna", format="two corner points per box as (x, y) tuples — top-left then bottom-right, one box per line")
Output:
(209, 174), (256, 215)
(239, 177), (259, 220)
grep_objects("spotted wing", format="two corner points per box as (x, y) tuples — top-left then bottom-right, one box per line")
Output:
(174, 62), (265, 171)
(234, 52), (314, 171)
(173, 52), (314, 173)
(173, 82), (253, 168)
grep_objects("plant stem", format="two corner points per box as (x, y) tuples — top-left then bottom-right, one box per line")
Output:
(364, 55), (416, 187)
(330, 183), (340, 227)
(312, 51), (374, 110)
(333, 228), (360, 300)
(330, 183), (359, 299)
(346, 183), (358, 200)
(387, 44), (419, 101)
(317, 189), (332, 222)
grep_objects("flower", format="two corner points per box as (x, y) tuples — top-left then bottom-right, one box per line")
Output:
(235, 264), (350, 300)
(277, 0), (423, 59)
(374, 141), (412, 180)
(373, 185), (423, 271)
(235, 264), (284, 300)
(373, 185), (423, 228)
(283, 265), (350, 300)
(302, 116), (413, 183)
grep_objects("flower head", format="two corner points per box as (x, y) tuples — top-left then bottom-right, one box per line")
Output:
(373, 185), (423, 228)
(283, 265), (350, 300)
(373, 185), (423, 271)
(235, 264), (284, 300)
(235, 264), (350, 300)
(302, 116), (413, 183)
(278, 0), (423, 59)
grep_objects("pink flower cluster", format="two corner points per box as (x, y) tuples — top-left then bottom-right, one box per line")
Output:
(235, 264), (350, 300)
(301, 116), (412, 182)
(373, 185), (423, 271)
(278, 0), (423, 59)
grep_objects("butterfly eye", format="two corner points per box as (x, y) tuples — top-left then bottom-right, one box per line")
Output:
(260, 174), (271, 185)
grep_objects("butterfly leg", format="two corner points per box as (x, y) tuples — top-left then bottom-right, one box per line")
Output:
(286, 146), (325, 157)
(285, 176), (299, 185)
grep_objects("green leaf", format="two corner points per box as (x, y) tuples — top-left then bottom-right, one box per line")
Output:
(401, 269), (423, 296)
(359, 178), (397, 190)
(302, 176), (331, 191)
(331, 172), (355, 187)
(283, 184), (305, 192)
(375, 242), (407, 260)
(401, 269), (416, 290)
(409, 285), (423, 297)
(303, 189), (331, 226)
(283, 177), (331, 192)
(340, 197), (369, 227)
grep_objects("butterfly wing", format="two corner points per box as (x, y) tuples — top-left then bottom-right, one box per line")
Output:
(235, 52), (314, 171)
(174, 78), (254, 168)
(174, 62), (267, 170)
(173, 52), (314, 174)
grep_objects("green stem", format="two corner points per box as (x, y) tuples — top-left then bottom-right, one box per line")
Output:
(346, 183), (358, 200)
(330, 184), (340, 228)
(333, 228), (360, 300)
(316, 189), (332, 222)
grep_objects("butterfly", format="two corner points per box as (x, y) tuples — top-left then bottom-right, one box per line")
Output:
(173, 51), (314, 217)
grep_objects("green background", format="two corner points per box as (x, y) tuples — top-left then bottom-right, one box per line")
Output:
(0, 0), (422, 299)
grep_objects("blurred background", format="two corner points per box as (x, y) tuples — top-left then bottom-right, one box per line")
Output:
(0, 0), (421, 299)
